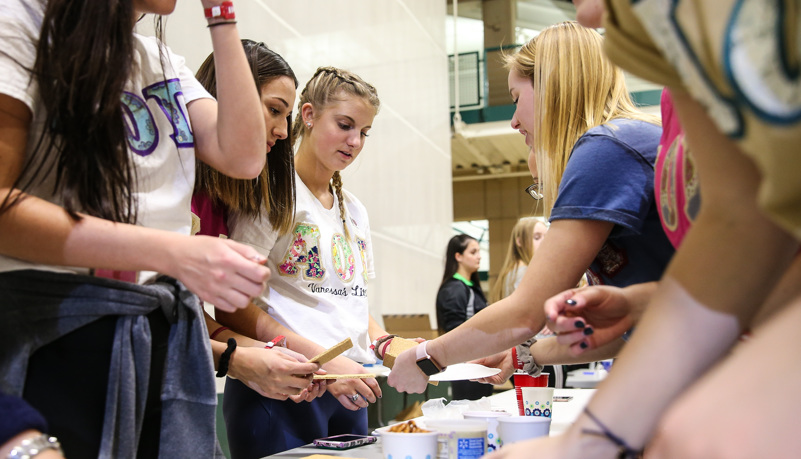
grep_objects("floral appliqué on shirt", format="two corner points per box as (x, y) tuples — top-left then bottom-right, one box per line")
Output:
(279, 223), (324, 280)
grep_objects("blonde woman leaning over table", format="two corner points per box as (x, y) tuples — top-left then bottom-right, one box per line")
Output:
(387, 22), (674, 399)
(483, 1), (801, 458)
(0, 1), (269, 457)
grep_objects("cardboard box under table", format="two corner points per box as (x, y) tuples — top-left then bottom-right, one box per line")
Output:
(382, 314), (438, 341)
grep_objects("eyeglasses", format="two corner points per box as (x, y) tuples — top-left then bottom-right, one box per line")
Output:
(524, 181), (543, 200)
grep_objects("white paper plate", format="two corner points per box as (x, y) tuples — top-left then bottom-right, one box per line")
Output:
(429, 363), (501, 382)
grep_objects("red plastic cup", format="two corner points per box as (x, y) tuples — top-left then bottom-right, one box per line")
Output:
(511, 347), (522, 370)
(513, 373), (549, 416)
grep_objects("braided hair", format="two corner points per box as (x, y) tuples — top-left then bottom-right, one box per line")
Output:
(292, 67), (380, 239)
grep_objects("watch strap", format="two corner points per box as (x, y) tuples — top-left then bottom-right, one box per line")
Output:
(414, 341), (444, 375)
(414, 340), (431, 360)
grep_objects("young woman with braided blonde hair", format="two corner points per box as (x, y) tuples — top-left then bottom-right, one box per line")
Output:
(217, 66), (395, 457)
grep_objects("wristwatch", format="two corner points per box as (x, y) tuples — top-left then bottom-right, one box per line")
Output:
(414, 341), (444, 376)
(8, 434), (62, 459)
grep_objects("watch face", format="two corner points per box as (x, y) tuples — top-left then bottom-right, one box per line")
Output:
(416, 358), (441, 376)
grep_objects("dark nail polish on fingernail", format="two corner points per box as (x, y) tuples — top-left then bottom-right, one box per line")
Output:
(580, 342), (588, 349)
(583, 328), (594, 336)
(565, 299), (577, 306)
(574, 320), (585, 328)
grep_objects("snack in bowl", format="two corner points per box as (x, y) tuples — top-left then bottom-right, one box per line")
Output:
(380, 421), (439, 459)
(387, 420), (430, 433)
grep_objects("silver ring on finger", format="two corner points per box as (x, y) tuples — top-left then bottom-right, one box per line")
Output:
(350, 394), (360, 402)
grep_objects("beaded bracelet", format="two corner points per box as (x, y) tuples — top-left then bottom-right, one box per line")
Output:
(9, 434), (63, 459)
(581, 407), (643, 459)
(216, 338), (237, 378)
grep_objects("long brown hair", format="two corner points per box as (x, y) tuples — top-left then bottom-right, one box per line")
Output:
(291, 67), (380, 239)
(194, 40), (297, 235)
(1, 0), (153, 223)
(505, 21), (660, 218)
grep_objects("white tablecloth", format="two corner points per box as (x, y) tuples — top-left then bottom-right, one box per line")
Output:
(264, 388), (595, 458)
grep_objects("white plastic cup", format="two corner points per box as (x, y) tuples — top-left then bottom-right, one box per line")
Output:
(425, 419), (487, 459)
(462, 410), (512, 453)
(380, 430), (439, 459)
(519, 386), (554, 417)
(497, 416), (551, 446)
(513, 373), (550, 416)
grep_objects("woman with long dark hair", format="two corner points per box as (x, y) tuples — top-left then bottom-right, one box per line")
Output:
(0, 1), (280, 457)
(192, 39), (297, 239)
(435, 234), (492, 400)
(193, 39), (326, 403)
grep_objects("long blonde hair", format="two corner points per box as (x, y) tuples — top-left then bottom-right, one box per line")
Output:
(291, 67), (380, 239)
(490, 217), (539, 303)
(505, 21), (660, 218)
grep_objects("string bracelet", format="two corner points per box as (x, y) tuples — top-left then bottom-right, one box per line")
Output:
(208, 20), (237, 28)
(209, 326), (229, 340)
(370, 334), (397, 360)
(216, 338), (237, 378)
(370, 335), (387, 351)
(581, 407), (643, 459)
(369, 334), (391, 351)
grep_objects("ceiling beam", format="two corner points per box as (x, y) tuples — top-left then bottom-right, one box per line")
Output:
(452, 133), (493, 167)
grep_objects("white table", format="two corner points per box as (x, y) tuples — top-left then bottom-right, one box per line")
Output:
(484, 388), (594, 436)
(263, 388), (595, 458)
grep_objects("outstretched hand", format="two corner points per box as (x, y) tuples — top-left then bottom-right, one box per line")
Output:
(470, 349), (514, 385)
(167, 235), (270, 312)
(386, 345), (429, 394)
(543, 286), (638, 355)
